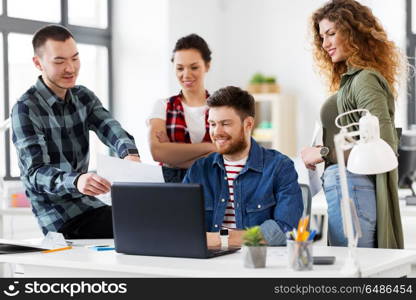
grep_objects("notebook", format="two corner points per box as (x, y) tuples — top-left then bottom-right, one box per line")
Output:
(111, 182), (240, 258)
(0, 239), (47, 254)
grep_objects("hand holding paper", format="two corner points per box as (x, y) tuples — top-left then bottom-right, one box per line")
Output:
(96, 155), (165, 204)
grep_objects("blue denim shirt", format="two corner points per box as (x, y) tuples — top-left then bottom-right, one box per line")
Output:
(183, 138), (303, 246)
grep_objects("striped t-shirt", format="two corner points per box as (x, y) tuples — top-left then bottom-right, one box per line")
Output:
(222, 156), (247, 229)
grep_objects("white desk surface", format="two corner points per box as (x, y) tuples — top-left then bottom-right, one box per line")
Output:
(0, 207), (32, 216)
(1, 239), (415, 278)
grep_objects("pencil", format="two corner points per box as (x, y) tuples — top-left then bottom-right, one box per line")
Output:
(42, 246), (72, 253)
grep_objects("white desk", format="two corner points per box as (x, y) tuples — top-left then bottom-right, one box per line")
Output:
(1, 239), (415, 278)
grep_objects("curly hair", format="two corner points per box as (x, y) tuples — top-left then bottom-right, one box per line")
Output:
(311, 0), (404, 97)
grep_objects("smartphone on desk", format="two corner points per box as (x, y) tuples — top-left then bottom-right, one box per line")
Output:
(405, 196), (416, 206)
(313, 256), (336, 265)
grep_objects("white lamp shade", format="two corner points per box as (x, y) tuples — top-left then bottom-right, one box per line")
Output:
(347, 138), (398, 174)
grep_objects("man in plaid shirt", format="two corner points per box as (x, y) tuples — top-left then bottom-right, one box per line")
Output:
(11, 25), (140, 239)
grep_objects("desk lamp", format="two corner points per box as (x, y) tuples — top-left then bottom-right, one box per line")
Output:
(334, 109), (398, 276)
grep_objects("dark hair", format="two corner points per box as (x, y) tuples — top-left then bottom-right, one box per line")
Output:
(171, 33), (212, 64)
(207, 86), (255, 120)
(32, 25), (74, 54)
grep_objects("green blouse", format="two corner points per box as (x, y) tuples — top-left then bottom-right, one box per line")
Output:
(336, 66), (403, 249)
(321, 93), (339, 166)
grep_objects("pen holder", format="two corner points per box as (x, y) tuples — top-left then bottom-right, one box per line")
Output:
(287, 240), (313, 271)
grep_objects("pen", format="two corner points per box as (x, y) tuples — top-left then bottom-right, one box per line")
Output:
(94, 247), (115, 251)
(292, 228), (297, 240)
(86, 244), (111, 249)
(307, 230), (317, 241)
(42, 246), (72, 253)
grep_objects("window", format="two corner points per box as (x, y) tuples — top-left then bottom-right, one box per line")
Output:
(68, 0), (108, 29)
(0, 33), (4, 178)
(8, 34), (39, 114)
(77, 43), (110, 170)
(7, 0), (60, 23)
(0, 0), (112, 180)
(8, 34), (39, 177)
(407, 0), (416, 126)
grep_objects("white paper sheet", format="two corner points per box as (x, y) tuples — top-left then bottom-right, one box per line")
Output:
(308, 121), (325, 197)
(0, 238), (48, 252)
(96, 154), (165, 204)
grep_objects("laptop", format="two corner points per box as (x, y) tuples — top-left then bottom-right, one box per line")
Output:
(111, 182), (240, 258)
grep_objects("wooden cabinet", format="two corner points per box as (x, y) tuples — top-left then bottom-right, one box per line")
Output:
(252, 93), (297, 157)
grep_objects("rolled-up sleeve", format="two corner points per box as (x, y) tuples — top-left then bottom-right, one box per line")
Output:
(260, 158), (303, 246)
(86, 91), (138, 157)
(354, 72), (397, 152)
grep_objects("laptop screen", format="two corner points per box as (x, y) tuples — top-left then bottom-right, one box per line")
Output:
(111, 183), (210, 258)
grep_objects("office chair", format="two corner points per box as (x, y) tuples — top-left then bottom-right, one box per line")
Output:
(299, 183), (312, 231)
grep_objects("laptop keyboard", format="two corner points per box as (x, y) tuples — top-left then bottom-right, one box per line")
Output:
(207, 247), (240, 258)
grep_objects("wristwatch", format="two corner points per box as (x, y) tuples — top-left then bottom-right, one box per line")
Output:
(121, 148), (139, 159)
(319, 146), (329, 159)
(220, 229), (229, 249)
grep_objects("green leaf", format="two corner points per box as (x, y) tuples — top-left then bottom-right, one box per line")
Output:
(242, 226), (265, 246)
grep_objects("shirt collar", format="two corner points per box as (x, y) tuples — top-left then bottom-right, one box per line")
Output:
(179, 90), (210, 99)
(344, 65), (362, 76)
(340, 65), (363, 87)
(35, 76), (73, 106)
(212, 138), (263, 173)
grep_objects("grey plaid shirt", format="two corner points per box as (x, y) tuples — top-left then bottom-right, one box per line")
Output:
(11, 77), (138, 235)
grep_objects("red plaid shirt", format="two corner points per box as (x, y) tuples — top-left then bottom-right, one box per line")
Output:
(165, 91), (211, 144)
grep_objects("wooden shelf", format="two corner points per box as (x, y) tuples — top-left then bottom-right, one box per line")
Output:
(252, 93), (297, 157)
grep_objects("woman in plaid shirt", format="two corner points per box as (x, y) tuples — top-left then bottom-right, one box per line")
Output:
(147, 34), (216, 182)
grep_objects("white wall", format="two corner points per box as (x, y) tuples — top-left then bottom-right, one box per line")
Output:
(365, 0), (407, 128)
(167, 0), (226, 94)
(219, 0), (328, 156)
(113, 0), (407, 163)
(113, 0), (170, 162)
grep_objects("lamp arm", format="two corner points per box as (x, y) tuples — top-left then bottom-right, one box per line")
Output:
(334, 133), (355, 248)
(340, 130), (360, 149)
(334, 131), (362, 277)
(335, 109), (370, 129)
(344, 130), (360, 139)
(0, 118), (10, 132)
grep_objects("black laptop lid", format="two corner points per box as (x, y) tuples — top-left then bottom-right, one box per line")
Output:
(111, 182), (209, 258)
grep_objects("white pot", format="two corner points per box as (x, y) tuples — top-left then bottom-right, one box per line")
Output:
(243, 246), (267, 268)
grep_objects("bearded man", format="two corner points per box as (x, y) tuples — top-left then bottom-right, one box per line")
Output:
(183, 86), (303, 247)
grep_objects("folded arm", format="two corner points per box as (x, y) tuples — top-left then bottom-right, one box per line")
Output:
(148, 118), (215, 167)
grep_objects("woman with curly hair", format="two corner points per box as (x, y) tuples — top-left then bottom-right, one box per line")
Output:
(301, 0), (405, 248)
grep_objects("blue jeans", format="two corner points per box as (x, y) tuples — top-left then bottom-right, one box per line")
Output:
(322, 164), (376, 248)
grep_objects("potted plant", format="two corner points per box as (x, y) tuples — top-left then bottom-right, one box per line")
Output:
(242, 226), (267, 268)
(262, 76), (280, 93)
(247, 73), (280, 94)
(247, 72), (265, 93)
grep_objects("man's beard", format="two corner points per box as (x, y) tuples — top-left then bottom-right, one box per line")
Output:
(214, 126), (248, 155)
